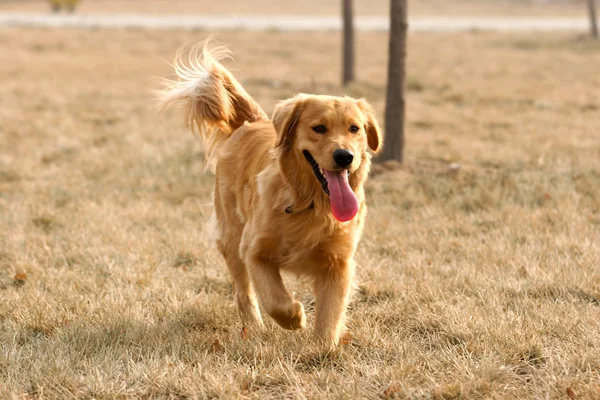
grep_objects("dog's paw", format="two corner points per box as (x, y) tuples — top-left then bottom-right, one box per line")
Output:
(273, 300), (306, 330)
(289, 300), (306, 330)
(314, 327), (349, 349)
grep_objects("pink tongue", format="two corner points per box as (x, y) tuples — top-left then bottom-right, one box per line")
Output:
(323, 170), (359, 222)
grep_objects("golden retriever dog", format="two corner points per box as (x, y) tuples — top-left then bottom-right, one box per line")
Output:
(159, 42), (381, 346)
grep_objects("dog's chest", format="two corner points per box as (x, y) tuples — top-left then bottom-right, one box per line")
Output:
(274, 217), (359, 269)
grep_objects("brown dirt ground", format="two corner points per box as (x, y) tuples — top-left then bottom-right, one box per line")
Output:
(0, 27), (599, 398)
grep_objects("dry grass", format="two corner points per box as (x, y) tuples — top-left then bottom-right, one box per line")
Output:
(0, 0), (591, 17)
(1, 27), (600, 399)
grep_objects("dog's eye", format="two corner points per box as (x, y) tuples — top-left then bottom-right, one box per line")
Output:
(312, 125), (327, 134)
(349, 125), (360, 133)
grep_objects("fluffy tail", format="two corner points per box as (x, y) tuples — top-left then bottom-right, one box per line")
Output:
(158, 42), (268, 171)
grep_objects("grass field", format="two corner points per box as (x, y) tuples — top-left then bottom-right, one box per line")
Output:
(1, 26), (600, 398)
(0, 0), (591, 17)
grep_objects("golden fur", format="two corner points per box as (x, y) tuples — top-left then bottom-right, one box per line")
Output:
(159, 42), (382, 346)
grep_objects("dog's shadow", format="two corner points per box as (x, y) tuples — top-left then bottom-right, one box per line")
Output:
(36, 298), (319, 364)
(30, 305), (232, 364)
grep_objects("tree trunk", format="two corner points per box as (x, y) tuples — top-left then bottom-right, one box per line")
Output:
(342, 0), (355, 85)
(588, 0), (599, 39)
(380, 0), (407, 163)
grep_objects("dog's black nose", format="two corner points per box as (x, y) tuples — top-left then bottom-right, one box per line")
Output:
(333, 149), (354, 168)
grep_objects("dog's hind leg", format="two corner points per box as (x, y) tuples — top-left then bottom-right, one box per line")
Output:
(213, 176), (263, 327)
(218, 235), (263, 327)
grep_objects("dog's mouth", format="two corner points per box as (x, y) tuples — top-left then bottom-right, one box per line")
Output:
(302, 150), (359, 222)
(303, 150), (331, 196)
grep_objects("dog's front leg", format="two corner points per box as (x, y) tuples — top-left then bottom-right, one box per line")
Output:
(244, 251), (306, 330)
(314, 259), (355, 347)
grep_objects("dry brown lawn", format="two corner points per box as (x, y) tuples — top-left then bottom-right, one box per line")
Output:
(0, 0), (590, 17)
(1, 26), (600, 399)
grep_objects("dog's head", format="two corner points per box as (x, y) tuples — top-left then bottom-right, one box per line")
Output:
(272, 94), (382, 222)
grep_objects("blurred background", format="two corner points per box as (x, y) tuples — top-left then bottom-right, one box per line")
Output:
(0, 0), (591, 16)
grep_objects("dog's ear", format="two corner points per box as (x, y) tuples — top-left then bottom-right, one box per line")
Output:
(356, 99), (382, 153)
(272, 96), (306, 149)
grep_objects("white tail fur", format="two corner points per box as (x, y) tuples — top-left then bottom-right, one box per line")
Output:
(158, 41), (267, 171)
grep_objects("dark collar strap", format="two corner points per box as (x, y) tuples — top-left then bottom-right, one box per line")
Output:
(285, 202), (314, 214)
